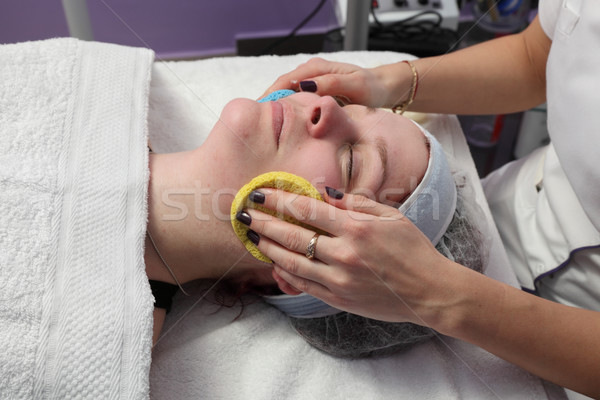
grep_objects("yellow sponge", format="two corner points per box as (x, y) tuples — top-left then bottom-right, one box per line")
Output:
(231, 171), (324, 263)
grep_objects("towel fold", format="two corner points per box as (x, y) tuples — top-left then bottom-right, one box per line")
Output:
(0, 38), (155, 399)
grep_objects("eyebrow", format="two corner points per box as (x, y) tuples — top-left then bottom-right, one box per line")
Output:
(376, 136), (388, 186)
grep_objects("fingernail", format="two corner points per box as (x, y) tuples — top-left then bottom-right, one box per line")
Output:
(236, 211), (252, 226)
(325, 186), (344, 199)
(247, 230), (260, 245)
(249, 190), (265, 204)
(300, 80), (317, 93)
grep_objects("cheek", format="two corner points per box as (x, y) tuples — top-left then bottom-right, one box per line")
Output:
(281, 151), (341, 192)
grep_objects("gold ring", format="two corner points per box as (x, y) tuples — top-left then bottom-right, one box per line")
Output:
(305, 233), (320, 260)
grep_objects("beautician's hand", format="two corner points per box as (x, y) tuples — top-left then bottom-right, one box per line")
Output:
(241, 187), (462, 326)
(261, 58), (400, 109)
(241, 189), (600, 397)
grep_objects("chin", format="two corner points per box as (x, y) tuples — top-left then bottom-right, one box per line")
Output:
(217, 98), (258, 140)
(213, 97), (270, 159)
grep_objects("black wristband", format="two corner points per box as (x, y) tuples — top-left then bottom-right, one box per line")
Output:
(149, 280), (179, 314)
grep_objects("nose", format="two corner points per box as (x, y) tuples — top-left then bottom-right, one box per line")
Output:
(307, 96), (346, 139)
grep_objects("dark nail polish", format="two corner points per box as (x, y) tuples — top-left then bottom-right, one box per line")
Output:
(249, 190), (265, 204)
(236, 211), (252, 226)
(247, 230), (260, 245)
(300, 80), (317, 93)
(325, 186), (344, 199)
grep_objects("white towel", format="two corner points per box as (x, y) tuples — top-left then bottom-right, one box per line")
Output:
(0, 38), (154, 399)
(148, 52), (566, 399)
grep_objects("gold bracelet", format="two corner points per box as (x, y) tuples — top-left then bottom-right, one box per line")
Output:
(392, 60), (418, 115)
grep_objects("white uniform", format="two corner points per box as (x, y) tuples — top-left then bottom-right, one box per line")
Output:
(482, 0), (600, 311)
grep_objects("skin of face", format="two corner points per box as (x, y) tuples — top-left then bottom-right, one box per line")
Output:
(202, 92), (429, 208)
(150, 92), (430, 290)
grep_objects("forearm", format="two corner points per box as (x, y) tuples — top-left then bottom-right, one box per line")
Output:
(436, 263), (600, 397)
(379, 17), (549, 115)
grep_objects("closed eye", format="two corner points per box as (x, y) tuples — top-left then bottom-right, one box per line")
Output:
(347, 145), (353, 183)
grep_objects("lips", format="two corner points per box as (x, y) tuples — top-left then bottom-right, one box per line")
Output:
(271, 101), (284, 148)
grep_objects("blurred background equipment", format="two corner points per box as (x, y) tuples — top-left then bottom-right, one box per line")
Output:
(3, 0), (546, 178)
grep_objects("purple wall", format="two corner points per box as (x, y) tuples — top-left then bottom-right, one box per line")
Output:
(0, 0), (339, 58)
(0, 1), (70, 42)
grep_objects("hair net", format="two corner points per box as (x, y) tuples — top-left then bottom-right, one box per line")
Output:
(288, 168), (489, 359)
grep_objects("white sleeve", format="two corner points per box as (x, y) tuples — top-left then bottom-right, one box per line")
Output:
(538, 0), (562, 39)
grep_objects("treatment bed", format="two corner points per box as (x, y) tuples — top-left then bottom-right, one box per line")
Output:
(0, 39), (565, 399)
(147, 52), (566, 399)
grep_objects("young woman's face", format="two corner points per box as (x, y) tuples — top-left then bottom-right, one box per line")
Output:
(206, 92), (429, 206)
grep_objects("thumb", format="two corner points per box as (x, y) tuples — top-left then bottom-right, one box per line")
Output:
(324, 187), (401, 219)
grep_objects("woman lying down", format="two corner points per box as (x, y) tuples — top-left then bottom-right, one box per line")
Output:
(147, 90), (487, 357)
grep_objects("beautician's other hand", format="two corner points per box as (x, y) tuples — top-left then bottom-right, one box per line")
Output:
(261, 58), (397, 109)
(241, 187), (463, 326)
(241, 188), (600, 397)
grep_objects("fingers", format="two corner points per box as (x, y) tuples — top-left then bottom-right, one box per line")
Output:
(304, 72), (369, 104)
(248, 220), (332, 295)
(261, 58), (365, 100)
(271, 268), (302, 295)
(261, 76), (300, 99)
(245, 207), (337, 266)
(272, 264), (332, 301)
(246, 188), (348, 237)
(241, 205), (346, 298)
(323, 188), (403, 219)
(245, 188), (403, 239)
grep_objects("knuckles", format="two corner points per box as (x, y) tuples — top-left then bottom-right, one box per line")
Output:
(330, 270), (353, 292)
(279, 254), (301, 276)
(272, 75), (288, 86)
(335, 245), (362, 268)
(291, 276), (310, 293)
(349, 193), (376, 211)
(281, 229), (306, 252)
(289, 196), (317, 222)
(304, 57), (326, 68)
(341, 219), (371, 241)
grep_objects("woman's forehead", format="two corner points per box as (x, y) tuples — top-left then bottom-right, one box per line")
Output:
(353, 107), (423, 143)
